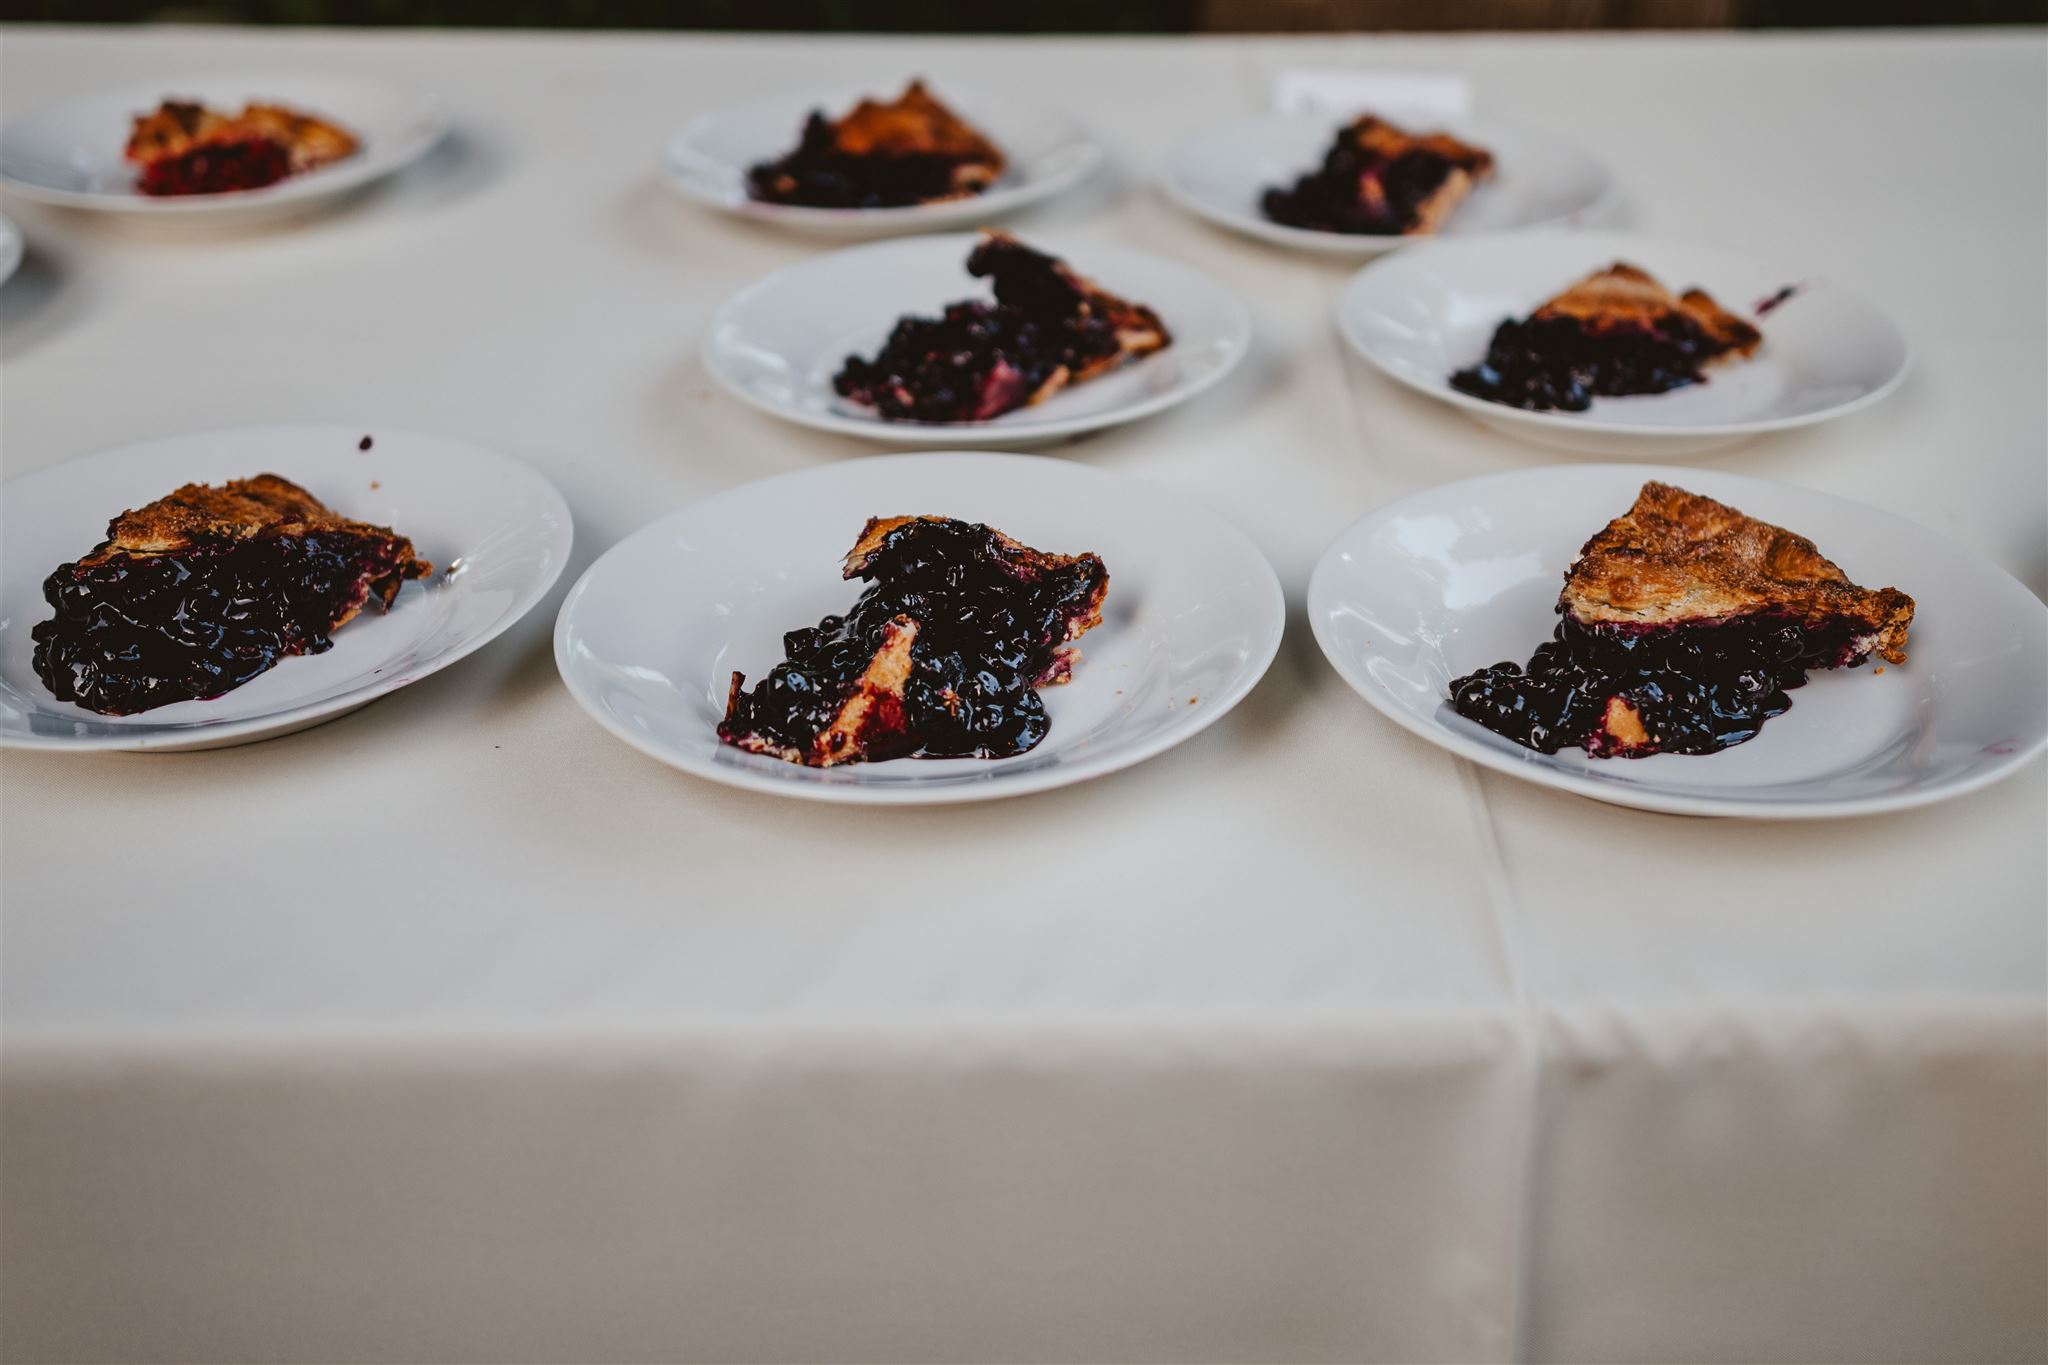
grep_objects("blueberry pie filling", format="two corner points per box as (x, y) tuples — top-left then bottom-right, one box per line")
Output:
(125, 99), (359, 197)
(1448, 481), (1913, 759)
(1261, 114), (1494, 235)
(718, 516), (1109, 766)
(1450, 262), (1764, 412)
(32, 474), (429, 715)
(832, 231), (1171, 424)
(747, 80), (1004, 210)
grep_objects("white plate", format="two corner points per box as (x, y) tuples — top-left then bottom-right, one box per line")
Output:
(705, 232), (1251, 445)
(1337, 230), (1912, 456)
(1309, 465), (2047, 819)
(665, 85), (1101, 237)
(555, 453), (1285, 804)
(2, 425), (572, 751)
(1160, 109), (1615, 258)
(0, 73), (447, 219)
(0, 213), (21, 285)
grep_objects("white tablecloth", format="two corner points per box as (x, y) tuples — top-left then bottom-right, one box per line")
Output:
(2, 25), (2043, 1365)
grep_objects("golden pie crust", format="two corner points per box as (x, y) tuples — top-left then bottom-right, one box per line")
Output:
(126, 99), (360, 175)
(1561, 481), (1914, 664)
(1534, 263), (1762, 360)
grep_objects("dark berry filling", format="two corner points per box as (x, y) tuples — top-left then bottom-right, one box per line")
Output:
(747, 112), (989, 209)
(31, 532), (411, 715)
(1261, 138), (1461, 235)
(1448, 611), (1869, 758)
(136, 137), (292, 196)
(833, 237), (1121, 424)
(1449, 313), (1738, 412)
(719, 518), (1106, 762)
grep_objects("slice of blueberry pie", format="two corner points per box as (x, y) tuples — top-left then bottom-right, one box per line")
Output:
(833, 231), (1171, 424)
(746, 80), (1005, 209)
(1449, 481), (1913, 758)
(1261, 114), (1494, 235)
(1450, 263), (1764, 412)
(126, 99), (360, 196)
(33, 475), (430, 715)
(718, 516), (1109, 767)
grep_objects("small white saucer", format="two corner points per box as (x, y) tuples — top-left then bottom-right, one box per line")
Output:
(555, 453), (1285, 805)
(1160, 109), (1614, 257)
(1308, 464), (2046, 819)
(665, 84), (1101, 237)
(1336, 230), (1911, 456)
(705, 232), (1250, 445)
(1, 425), (572, 751)
(0, 73), (446, 220)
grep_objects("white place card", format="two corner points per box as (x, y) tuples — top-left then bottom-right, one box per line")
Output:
(1271, 67), (1474, 120)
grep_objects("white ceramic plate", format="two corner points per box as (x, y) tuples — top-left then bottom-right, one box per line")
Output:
(665, 84), (1101, 236)
(1309, 465), (2047, 819)
(1160, 109), (1614, 258)
(0, 73), (447, 219)
(0, 213), (21, 285)
(555, 453), (1285, 804)
(2, 425), (572, 751)
(705, 232), (1251, 445)
(1337, 230), (1911, 456)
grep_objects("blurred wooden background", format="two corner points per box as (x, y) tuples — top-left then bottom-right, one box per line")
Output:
(3, 0), (2041, 32)
(1200, 0), (1736, 28)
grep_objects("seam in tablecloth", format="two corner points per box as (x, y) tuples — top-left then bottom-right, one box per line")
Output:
(1309, 145), (1544, 1357)
(1453, 760), (1544, 1365)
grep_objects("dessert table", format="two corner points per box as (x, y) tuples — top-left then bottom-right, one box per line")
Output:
(2, 23), (2043, 1364)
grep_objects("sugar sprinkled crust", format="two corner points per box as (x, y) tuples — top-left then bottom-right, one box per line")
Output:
(828, 81), (1004, 183)
(1561, 481), (1913, 663)
(86, 473), (429, 591)
(747, 80), (1004, 208)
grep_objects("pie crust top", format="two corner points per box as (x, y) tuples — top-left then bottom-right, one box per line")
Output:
(84, 473), (429, 578)
(125, 99), (360, 173)
(827, 80), (1003, 172)
(1348, 115), (1493, 178)
(1560, 480), (1913, 662)
(1533, 263), (1762, 358)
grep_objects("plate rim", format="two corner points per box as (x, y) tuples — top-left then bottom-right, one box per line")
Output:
(0, 212), (21, 286)
(0, 72), (449, 214)
(661, 82), (1104, 231)
(701, 231), (1253, 444)
(1307, 462), (2048, 819)
(0, 422), (573, 751)
(1335, 228), (1915, 439)
(1157, 107), (1621, 256)
(553, 450), (1288, 805)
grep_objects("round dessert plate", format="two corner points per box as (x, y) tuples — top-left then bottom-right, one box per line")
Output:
(1309, 464), (2047, 819)
(555, 453), (1286, 805)
(0, 425), (572, 751)
(665, 85), (1102, 237)
(705, 232), (1250, 446)
(1160, 109), (1614, 258)
(0, 213), (22, 285)
(0, 73), (447, 219)
(1337, 230), (1911, 456)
